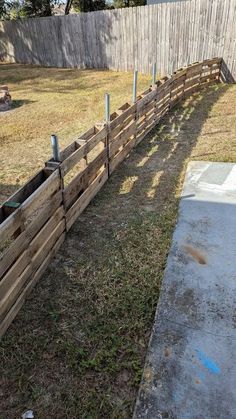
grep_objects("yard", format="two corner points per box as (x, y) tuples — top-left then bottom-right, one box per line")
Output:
(0, 64), (236, 418)
(0, 63), (150, 202)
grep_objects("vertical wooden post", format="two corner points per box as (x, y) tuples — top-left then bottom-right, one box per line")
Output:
(132, 69), (138, 103)
(219, 58), (224, 83)
(51, 134), (60, 162)
(182, 67), (187, 99)
(49, 135), (66, 232)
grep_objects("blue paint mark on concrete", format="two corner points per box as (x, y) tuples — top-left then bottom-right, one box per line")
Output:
(196, 350), (221, 374)
(173, 393), (179, 403)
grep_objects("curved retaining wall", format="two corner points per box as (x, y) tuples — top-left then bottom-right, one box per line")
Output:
(0, 58), (222, 336)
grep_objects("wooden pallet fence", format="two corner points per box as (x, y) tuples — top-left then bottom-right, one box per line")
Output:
(61, 124), (108, 231)
(0, 168), (65, 336)
(0, 58), (222, 337)
(109, 102), (137, 173)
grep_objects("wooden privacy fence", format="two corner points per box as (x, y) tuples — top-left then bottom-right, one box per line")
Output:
(0, 58), (222, 337)
(0, 0), (236, 79)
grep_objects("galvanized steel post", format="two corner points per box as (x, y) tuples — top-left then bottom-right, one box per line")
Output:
(152, 62), (157, 85)
(105, 93), (110, 123)
(50, 134), (60, 162)
(133, 69), (138, 103)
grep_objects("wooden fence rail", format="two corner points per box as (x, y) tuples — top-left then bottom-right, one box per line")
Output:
(0, 58), (222, 337)
(0, 0), (236, 79)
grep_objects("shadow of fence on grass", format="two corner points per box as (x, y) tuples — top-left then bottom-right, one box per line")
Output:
(101, 84), (232, 216)
(0, 83), (232, 417)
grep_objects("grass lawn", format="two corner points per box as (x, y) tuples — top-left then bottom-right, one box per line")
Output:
(0, 63), (150, 203)
(0, 64), (236, 418)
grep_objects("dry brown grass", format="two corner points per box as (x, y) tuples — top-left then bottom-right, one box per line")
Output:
(0, 63), (150, 202)
(0, 67), (236, 419)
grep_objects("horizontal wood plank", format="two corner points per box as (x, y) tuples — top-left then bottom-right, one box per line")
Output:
(136, 89), (157, 113)
(0, 232), (65, 337)
(109, 121), (136, 157)
(61, 127), (106, 175)
(0, 218), (65, 319)
(21, 169), (61, 220)
(110, 113), (135, 140)
(60, 141), (77, 162)
(0, 190), (63, 280)
(66, 169), (108, 231)
(64, 149), (107, 209)
(137, 99), (156, 118)
(110, 136), (136, 173)
(0, 209), (22, 245)
(109, 104), (136, 131)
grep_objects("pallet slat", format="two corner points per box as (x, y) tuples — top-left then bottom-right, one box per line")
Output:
(0, 190), (62, 280)
(109, 121), (136, 157)
(21, 169), (61, 220)
(66, 169), (108, 231)
(0, 208), (65, 316)
(61, 127), (106, 175)
(110, 135), (137, 173)
(109, 104), (136, 130)
(110, 113), (135, 140)
(64, 149), (107, 209)
(0, 233), (65, 337)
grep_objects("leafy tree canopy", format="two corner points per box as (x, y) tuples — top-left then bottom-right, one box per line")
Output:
(1, 0), (56, 18)
(73, 0), (106, 13)
(0, 0), (146, 19)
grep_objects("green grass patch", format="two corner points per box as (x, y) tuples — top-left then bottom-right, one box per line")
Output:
(0, 72), (236, 418)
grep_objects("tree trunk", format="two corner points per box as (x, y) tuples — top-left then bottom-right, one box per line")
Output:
(65, 0), (73, 15)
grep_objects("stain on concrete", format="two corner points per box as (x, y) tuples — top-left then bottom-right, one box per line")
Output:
(134, 162), (236, 419)
(166, 285), (198, 317)
(176, 288), (196, 313)
(188, 217), (211, 234)
(164, 347), (172, 358)
(183, 244), (207, 265)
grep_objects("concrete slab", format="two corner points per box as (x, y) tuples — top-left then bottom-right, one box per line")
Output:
(134, 161), (236, 419)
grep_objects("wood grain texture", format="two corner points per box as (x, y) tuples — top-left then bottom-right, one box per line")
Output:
(66, 168), (108, 231)
(0, 58), (222, 336)
(0, 232), (65, 337)
(0, 1), (235, 79)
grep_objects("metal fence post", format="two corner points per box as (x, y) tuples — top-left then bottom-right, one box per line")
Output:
(105, 93), (110, 123)
(152, 62), (157, 85)
(50, 134), (60, 162)
(132, 69), (138, 103)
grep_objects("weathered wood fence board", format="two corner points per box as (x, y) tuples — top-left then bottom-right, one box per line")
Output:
(0, 0), (236, 78)
(0, 58), (222, 337)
